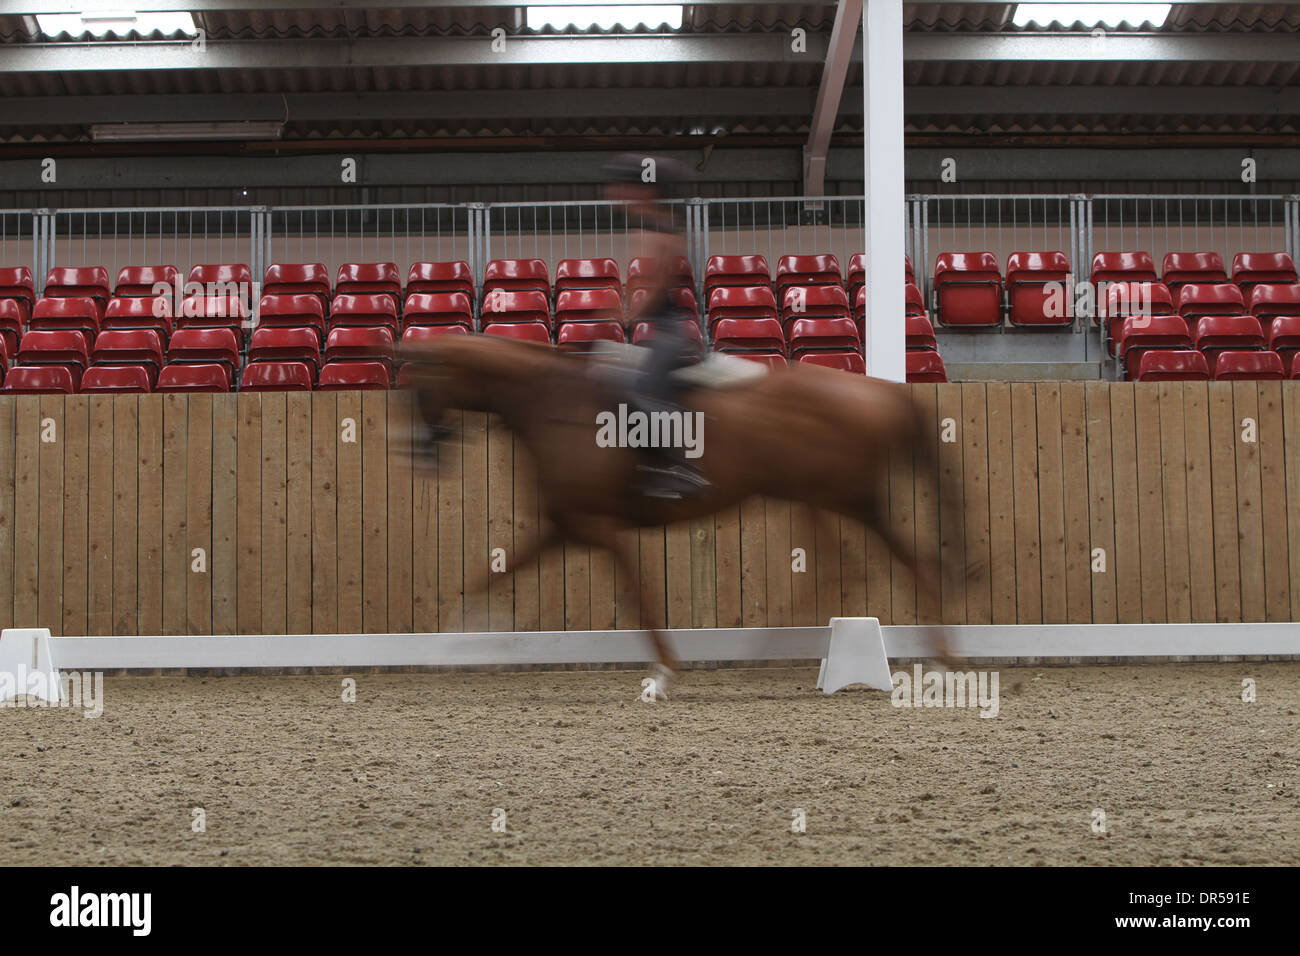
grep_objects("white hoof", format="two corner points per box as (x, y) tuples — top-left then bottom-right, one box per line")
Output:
(651, 664), (675, 701)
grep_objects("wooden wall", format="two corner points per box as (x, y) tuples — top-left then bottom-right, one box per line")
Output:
(1, 382), (1296, 636)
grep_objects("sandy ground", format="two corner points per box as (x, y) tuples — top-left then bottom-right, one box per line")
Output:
(1, 663), (1296, 866)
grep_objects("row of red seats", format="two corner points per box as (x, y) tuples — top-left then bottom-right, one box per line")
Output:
(1116, 313), (1300, 379)
(1134, 349), (1300, 382)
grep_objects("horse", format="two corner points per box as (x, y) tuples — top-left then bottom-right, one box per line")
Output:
(402, 334), (958, 692)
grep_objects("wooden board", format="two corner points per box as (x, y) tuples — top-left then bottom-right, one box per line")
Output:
(37, 395), (65, 633)
(1182, 383), (1217, 624)
(1034, 384), (1067, 624)
(1059, 383), (1093, 624)
(236, 393), (262, 634)
(461, 411), (490, 632)
(61, 396), (89, 638)
(713, 505), (742, 628)
(1156, 383), (1191, 623)
(1109, 385), (1143, 623)
(360, 390), (388, 633)
(335, 391), (364, 633)
(12, 397), (39, 628)
(1084, 383), (1117, 624)
(936, 384), (966, 625)
(1206, 383), (1242, 621)
(985, 384), (1016, 625)
(0, 400), (14, 629)
(436, 409), (464, 631)
(789, 502), (818, 626)
(210, 394), (239, 635)
(310, 391), (338, 634)
(137, 396), (164, 635)
(85, 397), (114, 636)
(1257, 382), (1290, 622)
(384, 393), (413, 634)
(1009, 384), (1042, 624)
(285, 392), (314, 634)
(912, 384), (940, 623)
(184, 393), (212, 635)
(1133, 384), (1167, 623)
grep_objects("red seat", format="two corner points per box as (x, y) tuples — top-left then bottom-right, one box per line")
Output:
(1162, 252), (1227, 297)
(1135, 350), (1210, 382)
(249, 326), (322, 371)
(317, 360), (391, 391)
(797, 351), (864, 374)
(780, 285), (851, 326)
(934, 252), (1003, 327)
(730, 352), (785, 370)
(851, 284), (926, 329)
(177, 294), (248, 333)
(0, 267), (36, 321)
(626, 256), (694, 295)
(1119, 314), (1192, 380)
(91, 329), (164, 386)
(239, 361), (313, 392)
(630, 319), (703, 352)
(16, 329), (89, 388)
(1232, 252), (1297, 296)
(1178, 283), (1246, 323)
(481, 289), (551, 328)
(103, 296), (173, 343)
(555, 258), (620, 293)
(330, 293), (398, 334)
(1099, 281), (1175, 355)
(1090, 251), (1158, 285)
(483, 259), (549, 299)
(848, 254), (916, 300)
(1006, 251), (1072, 326)
(1266, 314), (1300, 368)
(0, 299), (24, 355)
(1214, 350), (1285, 381)
(80, 365), (152, 394)
(402, 292), (473, 330)
(187, 264), (254, 306)
(707, 285), (778, 331)
(776, 254), (842, 299)
(324, 326), (396, 372)
(407, 261), (473, 298)
(629, 287), (699, 321)
(1292, 353), (1300, 380)
(31, 296), (100, 342)
(400, 324), (470, 355)
(166, 327), (240, 383)
(114, 265), (178, 299)
(556, 321), (626, 349)
(335, 263), (401, 305)
(1192, 314), (1266, 366)
(44, 266), (111, 306)
(906, 313), (938, 351)
(906, 350), (948, 383)
(704, 255), (771, 297)
(554, 289), (624, 326)
(263, 263), (331, 307)
(711, 317), (786, 354)
(483, 321), (551, 344)
(1248, 284), (1300, 323)
(156, 363), (230, 393)
(257, 293), (326, 341)
(3, 365), (76, 394)
(787, 317), (860, 358)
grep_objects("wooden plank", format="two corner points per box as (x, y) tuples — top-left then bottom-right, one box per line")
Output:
(1133, 383), (1167, 623)
(12, 396), (39, 628)
(85, 397), (114, 636)
(1084, 382), (1116, 624)
(286, 392), (314, 634)
(509, 435), (538, 632)
(614, 525), (641, 629)
(210, 394), (238, 635)
(1206, 382), (1242, 621)
(912, 384), (940, 624)
(1034, 383), (1067, 624)
(335, 391), (364, 633)
(763, 499), (792, 627)
(865, 426), (894, 625)
(888, 410), (918, 626)
(112, 397), (139, 636)
(935, 383), (966, 625)
(436, 409), (464, 631)
(958, 383), (990, 625)
(1109, 384), (1143, 623)
(985, 384), (1016, 625)
(563, 539), (592, 630)
(639, 525), (667, 629)
(259, 392), (288, 634)
(1232, 382), (1265, 622)
(1255, 382), (1290, 622)
(839, 500), (867, 618)
(384, 392), (413, 634)
(664, 519), (692, 630)
(360, 390), (388, 633)
(789, 502), (818, 626)
(713, 505), (742, 627)
(0, 399), (13, 630)
(185, 393), (212, 635)
(1283, 384), (1300, 620)
(461, 410), (489, 632)
(310, 391), (338, 634)
(411, 420), (440, 632)
(688, 513), (717, 628)
(61, 395), (89, 638)
(37, 395), (65, 633)
(136, 396), (163, 635)
(1157, 383), (1191, 623)
(236, 393), (262, 633)
(485, 413), (514, 631)
(1059, 383), (1092, 624)
(815, 510), (843, 623)
(1182, 383), (1217, 623)
(161, 394), (187, 635)
(1009, 383), (1042, 624)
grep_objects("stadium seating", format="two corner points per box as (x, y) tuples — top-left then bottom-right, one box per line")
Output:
(1099, 281), (1175, 355)
(1248, 284), (1300, 323)
(779, 285), (851, 328)
(335, 263), (402, 305)
(906, 314), (938, 351)
(1192, 314), (1266, 368)
(1005, 251), (1072, 326)
(707, 286), (778, 331)
(1232, 252), (1297, 295)
(31, 296), (100, 342)
(330, 293), (399, 334)
(711, 317), (786, 355)
(102, 296), (173, 343)
(400, 325), (470, 355)
(1177, 283), (1246, 324)
(630, 319), (704, 352)
(263, 263), (331, 306)
(1135, 350), (1211, 382)
(249, 326), (322, 371)
(0, 266), (36, 321)
(798, 351), (865, 373)
(786, 316), (860, 359)
(554, 258), (620, 292)
(704, 255), (771, 296)
(3, 365), (76, 394)
(626, 256), (693, 295)
(482, 289), (551, 328)
(629, 287), (699, 321)
(483, 259), (549, 299)
(90, 329), (164, 386)
(258, 293), (327, 341)
(80, 365), (152, 393)
(44, 267), (111, 307)
(324, 326), (396, 374)
(1214, 350), (1284, 381)
(1119, 314), (1192, 380)
(17, 330), (90, 387)
(240, 361), (313, 392)
(556, 321), (626, 349)
(166, 328), (241, 384)
(177, 294), (247, 333)
(847, 254), (914, 300)
(1266, 315), (1300, 368)
(1090, 251), (1158, 285)
(156, 363), (230, 393)
(483, 321), (551, 344)
(775, 255), (842, 299)
(188, 263), (253, 297)
(554, 289), (624, 326)
(317, 360), (391, 390)
(1162, 252), (1227, 296)
(114, 265), (178, 298)
(906, 350), (948, 383)
(0, 299), (21, 355)
(934, 253), (1002, 327)
(402, 292), (473, 330)
(406, 261), (474, 298)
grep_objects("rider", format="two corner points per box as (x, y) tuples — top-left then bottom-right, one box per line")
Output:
(603, 153), (710, 501)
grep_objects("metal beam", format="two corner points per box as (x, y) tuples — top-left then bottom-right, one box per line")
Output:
(906, 85), (1300, 117)
(805, 0), (861, 195)
(1, 0), (1292, 11)
(905, 30), (1300, 63)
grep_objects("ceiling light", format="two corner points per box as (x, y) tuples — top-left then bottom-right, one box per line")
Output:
(90, 121), (285, 143)
(37, 10), (199, 37)
(1011, 4), (1172, 28)
(526, 5), (684, 31)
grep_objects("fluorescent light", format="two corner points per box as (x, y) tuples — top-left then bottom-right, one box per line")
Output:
(36, 11), (198, 37)
(526, 5), (684, 30)
(1011, 4), (1172, 28)
(90, 121), (285, 142)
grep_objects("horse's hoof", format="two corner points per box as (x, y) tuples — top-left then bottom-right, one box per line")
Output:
(651, 664), (675, 701)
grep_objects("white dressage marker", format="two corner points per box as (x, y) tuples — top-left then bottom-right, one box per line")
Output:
(0, 628), (62, 704)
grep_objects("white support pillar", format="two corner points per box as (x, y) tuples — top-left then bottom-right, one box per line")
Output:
(862, 0), (906, 382)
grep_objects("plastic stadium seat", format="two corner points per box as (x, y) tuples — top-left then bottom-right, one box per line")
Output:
(44, 266), (111, 306)
(704, 255), (771, 296)
(1135, 350), (1210, 382)
(554, 258), (621, 292)
(630, 319), (704, 352)
(626, 256), (694, 294)
(249, 326), (322, 371)
(734, 352), (786, 370)
(483, 259), (549, 299)
(0, 266), (36, 320)
(407, 261), (473, 298)
(1192, 314), (1266, 366)
(906, 350), (948, 383)
(335, 262), (401, 304)
(906, 314), (938, 351)
(628, 287), (699, 321)
(330, 293), (398, 334)
(188, 264), (254, 300)
(848, 254), (917, 299)
(934, 253), (1003, 327)
(0, 337), (9, 377)
(262, 263), (331, 306)
(1119, 314), (1192, 380)
(0, 299), (23, 354)
(481, 289), (551, 328)
(1232, 252), (1297, 295)
(317, 360), (391, 391)
(1267, 315), (1300, 369)
(483, 321), (551, 344)
(787, 317), (860, 358)
(1214, 350), (1285, 381)
(556, 321), (626, 349)
(797, 351), (865, 374)
(1162, 252), (1227, 296)
(400, 324), (470, 354)
(239, 361), (313, 392)
(177, 294), (248, 333)
(156, 363), (230, 393)
(1293, 353), (1300, 380)
(780, 285), (851, 326)
(707, 286), (778, 331)
(1090, 251), (1158, 285)
(555, 289), (624, 326)
(775, 254), (842, 298)
(1005, 251), (1072, 326)
(17, 329), (89, 382)
(711, 317), (786, 355)
(3, 366), (76, 394)
(103, 296), (173, 343)
(31, 296), (100, 341)
(80, 365), (152, 394)
(257, 293), (326, 341)
(167, 328), (241, 381)
(1248, 284), (1300, 323)
(324, 326), (396, 372)
(114, 265), (178, 299)
(1098, 280), (1175, 355)
(402, 292), (473, 330)
(91, 329), (164, 385)
(1178, 283), (1246, 322)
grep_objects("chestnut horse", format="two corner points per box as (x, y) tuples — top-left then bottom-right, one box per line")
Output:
(403, 335), (956, 687)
